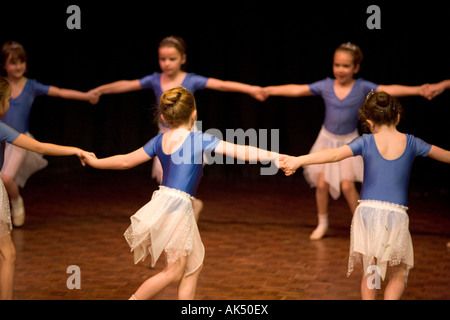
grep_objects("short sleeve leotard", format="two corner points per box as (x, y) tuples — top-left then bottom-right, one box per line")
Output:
(3, 79), (50, 133)
(0, 122), (20, 169)
(348, 134), (431, 206)
(308, 78), (379, 135)
(143, 131), (221, 197)
(139, 72), (209, 102)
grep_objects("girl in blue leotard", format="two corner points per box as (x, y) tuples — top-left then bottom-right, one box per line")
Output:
(90, 36), (268, 221)
(0, 41), (99, 227)
(264, 42), (446, 240)
(80, 87), (279, 300)
(279, 91), (450, 300)
(0, 77), (88, 299)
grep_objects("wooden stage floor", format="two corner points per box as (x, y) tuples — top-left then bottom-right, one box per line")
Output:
(10, 168), (450, 300)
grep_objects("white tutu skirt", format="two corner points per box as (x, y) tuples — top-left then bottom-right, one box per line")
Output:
(2, 132), (48, 188)
(303, 126), (363, 200)
(347, 200), (414, 281)
(0, 181), (12, 239)
(123, 186), (204, 276)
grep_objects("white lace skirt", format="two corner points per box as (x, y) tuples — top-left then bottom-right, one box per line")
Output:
(2, 132), (48, 188)
(347, 200), (414, 281)
(0, 181), (12, 239)
(123, 186), (204, 276)
(303, 126), (363, 200)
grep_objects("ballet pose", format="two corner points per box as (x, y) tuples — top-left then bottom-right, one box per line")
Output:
(280, 91), (450, 299)
(89, 36), (268, 221)
(0, 76), (87, 299)
(264, 42), (444, 240)
(0, 41), (98, 227)
(80, 87), (279, 300)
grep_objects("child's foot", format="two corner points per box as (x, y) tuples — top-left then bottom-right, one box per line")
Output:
(11, 196), (25, 227)
(310, 213), (328, 240)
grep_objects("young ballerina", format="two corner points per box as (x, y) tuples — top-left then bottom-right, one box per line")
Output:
(0, 76), (87, 299)
(279, 91), (450, 300)
(89, 36), (268, 221)
(0, 41), (98, 227)
(264, 42), (443, 240)
(80, 87), (279, 300)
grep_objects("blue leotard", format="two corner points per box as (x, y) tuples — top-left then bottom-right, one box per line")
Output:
(143, 131), (221, 197)
(309, 78), (379, 135)
(3, 79), (50, 133)
(0, 121), (20, 168)
(139, 72), (209, 101)
(348, 134), (431, 206)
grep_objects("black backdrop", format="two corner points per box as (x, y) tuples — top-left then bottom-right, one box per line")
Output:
(1, 1), (449, 191)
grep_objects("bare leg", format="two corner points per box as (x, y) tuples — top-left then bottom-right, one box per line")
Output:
(131, 255), (187, 300)
(384, 264), (407, 300)
(0, 234), (16, 300)
(360, 273), (379, 300)
(341, 180), (359, 215)
(177, 264), (203, 300)
(192, 199), (203, 223)
(1, 175), (25, 228)
(1, 175), (19, 200)
(310, 173), (329, 240)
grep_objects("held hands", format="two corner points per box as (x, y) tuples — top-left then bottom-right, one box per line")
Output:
(278, 154), (303, 176)
(78, 151), (98, 167)
(419, 80), (450, 100)
(249, 86), (269, 102)
(87, 89), (102, 105)
(427, 80), (450, 100)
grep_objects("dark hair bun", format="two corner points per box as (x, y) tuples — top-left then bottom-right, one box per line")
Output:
(376, 92), (390, 108)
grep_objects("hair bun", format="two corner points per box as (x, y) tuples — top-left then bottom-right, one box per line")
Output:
(161, 90), (182, 106)
(376, 93), (390, 108)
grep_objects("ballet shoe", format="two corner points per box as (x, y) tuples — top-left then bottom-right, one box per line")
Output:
(309, 225), (328, 240)
(11, 196), (25, 227)
(309, 213), (328, 240)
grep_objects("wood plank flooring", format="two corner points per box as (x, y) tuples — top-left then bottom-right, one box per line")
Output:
(10, 168), (450, 300)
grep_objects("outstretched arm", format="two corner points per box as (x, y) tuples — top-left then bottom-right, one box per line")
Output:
(264, 84), (312, 98)
(377, 83), (432, 100)
(280, 145), (354, 176)
(213, 140), (279, 163)
(80, 147), (151, 170)
(427, 145), (450, 164)
(89, 79), (143, 96)
(12, 134), (85, 161)
(47, 86), (99, 104)
(205, 78), (268, 101)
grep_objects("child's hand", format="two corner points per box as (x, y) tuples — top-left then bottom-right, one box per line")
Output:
(427, 80), (449, 100)
(87, 89), (101, 105)
(78, 151), (97, 167)
(279, 154), (301, 176)
(250, 86), (269, 102)
(419, 83), (433, 100)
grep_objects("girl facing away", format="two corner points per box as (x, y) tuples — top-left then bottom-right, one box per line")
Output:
(0, 41), (99, 227)
(80, 87), (279, 300)
(279, 91), (450, 300)
(264, 42), (447, 240)
(89, 35), (268, 223)
(90, 36), (268, 175)
(0, 76), (88, 299)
